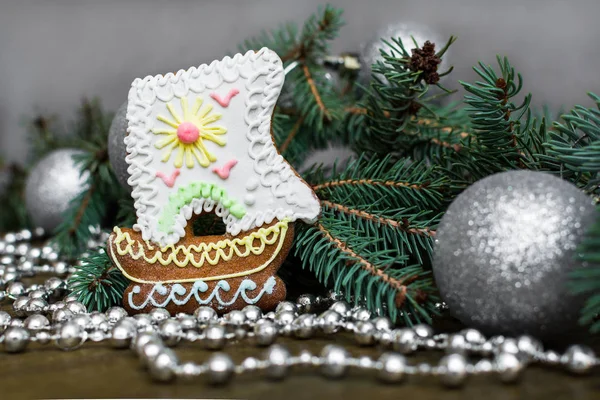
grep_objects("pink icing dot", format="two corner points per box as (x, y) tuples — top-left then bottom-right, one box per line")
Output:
(177, 122), (200, 144)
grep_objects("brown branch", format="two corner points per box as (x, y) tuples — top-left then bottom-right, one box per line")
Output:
(68, 184), (95, 236)
(321, 200), (435, 237)
(279, 116), (305, 154)
(301, 64), (331, 122)
(313, 178), (426, 192)
(280, 12), (331, 62)
(316, 222), (422, 307)
(496, 78), (526, 168)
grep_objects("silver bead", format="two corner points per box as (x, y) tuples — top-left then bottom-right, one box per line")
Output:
(225, 310), (245, 325)
(133, 313), (153, 329)
(377, 353), (406, 383)
(351, 307), (371, 321)
(392, 328), (417, 354)
(64, 293), (80, 303)
(56, 321), (86, 350)
(207, 353), (235, 385)
(293, 314), (316, 339)
(24, 314), (50, 331)
(10, 319), (24, 327)
(44, 276), (65, 291)
(354, 321), (376, 346)
(13, 296), (29, 316)
(178, 315), (197, 330)
(52, 308), (73, 323)
(446, 333), (467, 354)
(4, 327), (30, 353)
(25, 298), (48, 314)
(133, 332), (160, 354)
(475, 359), (494, 373)
(274, 310), (295, 326)
(203, 324), (226, 350)
(254, 320), (278, 346)
(320, 344), (349, 378)
(439, 353), (468, 387)
(329, 300), (351, 316)
(275, 301), (298, 314)
(379, 331), (393, 347)
(319, 310), (342, 334)
(498, 338), (520, 356)
(111, 319), (137, 348)
(296, 293), (317, 313)
(372, 316), (392, 331)
(139, 342), (164, 367)
(105, 306), (128, 323)
(160, 319), (182, 346)
(516, 335), (543, 357)
(0, 310), (12, 332)
(28, 288), (47, 299)
(66, 300), (87, 315)
(36, 330), (52, 345)
(564, 345), (596, 374)
(149, 348), (179, 382)
(54, 261), (69, 275)
(241, 356), (259, 370)
(194, 306), (217, 323)
(265, 345), (290, 379)
(242, 305), (262, 322)
(6, 281), (25, 297)
(413, 323), (434, 339)
(89, 312), (108, 328)
(461, 328), (485, 344)
(495, 352), (523, 383)
(178, 361), (200, 381)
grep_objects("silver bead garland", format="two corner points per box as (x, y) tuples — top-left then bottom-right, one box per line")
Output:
(0, 228), (597, 387)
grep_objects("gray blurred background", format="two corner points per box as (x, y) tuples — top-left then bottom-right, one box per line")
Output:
(1, 0), (599, 162)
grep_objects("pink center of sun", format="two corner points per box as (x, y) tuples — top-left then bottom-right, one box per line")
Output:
(177, 122), (200, 144)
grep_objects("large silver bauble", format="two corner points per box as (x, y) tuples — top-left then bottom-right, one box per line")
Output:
(359, 22), (448, 87)
(107, 101), (131, 191)
(25, 149), (90, 232)
(433, 171), (597, 339)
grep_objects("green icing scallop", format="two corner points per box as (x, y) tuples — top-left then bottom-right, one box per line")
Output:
(157, 181), (246, 233)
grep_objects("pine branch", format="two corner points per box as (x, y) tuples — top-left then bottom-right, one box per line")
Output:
(570, 207), (600, 333)
(49, 100), (122, 258)
(296, 155), (446, 323)
(349, 36), (457, 154)
(68, 249), (129, 312)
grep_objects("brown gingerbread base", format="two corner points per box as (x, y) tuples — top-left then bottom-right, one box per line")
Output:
(107, 219), (293, 315)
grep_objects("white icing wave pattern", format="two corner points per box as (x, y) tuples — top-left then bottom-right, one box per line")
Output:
(127, 277), (277, 310)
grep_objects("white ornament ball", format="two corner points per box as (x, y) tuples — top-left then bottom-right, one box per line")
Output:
(25, 149), (90, 232)
(108, 101), (131, 191)
(359, 22), (448, 87)
(433, 171), (597, 339)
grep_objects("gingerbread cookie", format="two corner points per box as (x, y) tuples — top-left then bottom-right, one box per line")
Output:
(107, 48), (320, 315)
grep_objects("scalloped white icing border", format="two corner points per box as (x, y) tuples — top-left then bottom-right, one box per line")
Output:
(125, 48), (320, 246)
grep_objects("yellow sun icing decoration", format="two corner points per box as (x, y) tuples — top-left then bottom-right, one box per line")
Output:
(153, 96), (227, 168)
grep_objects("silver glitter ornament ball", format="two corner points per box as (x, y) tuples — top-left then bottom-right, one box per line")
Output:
(359, 22), (448, 87)
(433, 171), (597, 339)
(25, 149), (90, 232)
(107, 101), (131, 191)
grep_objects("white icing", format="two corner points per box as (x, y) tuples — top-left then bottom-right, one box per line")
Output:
(125, 48), (320, 246)
(128, 277), (276, 310)
(244, 194), (256, 206)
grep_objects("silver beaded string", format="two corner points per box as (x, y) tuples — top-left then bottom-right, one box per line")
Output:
(0, 228), (598, 387)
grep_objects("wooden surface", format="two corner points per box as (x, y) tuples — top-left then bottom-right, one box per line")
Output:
(1, 321), (599, 400)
